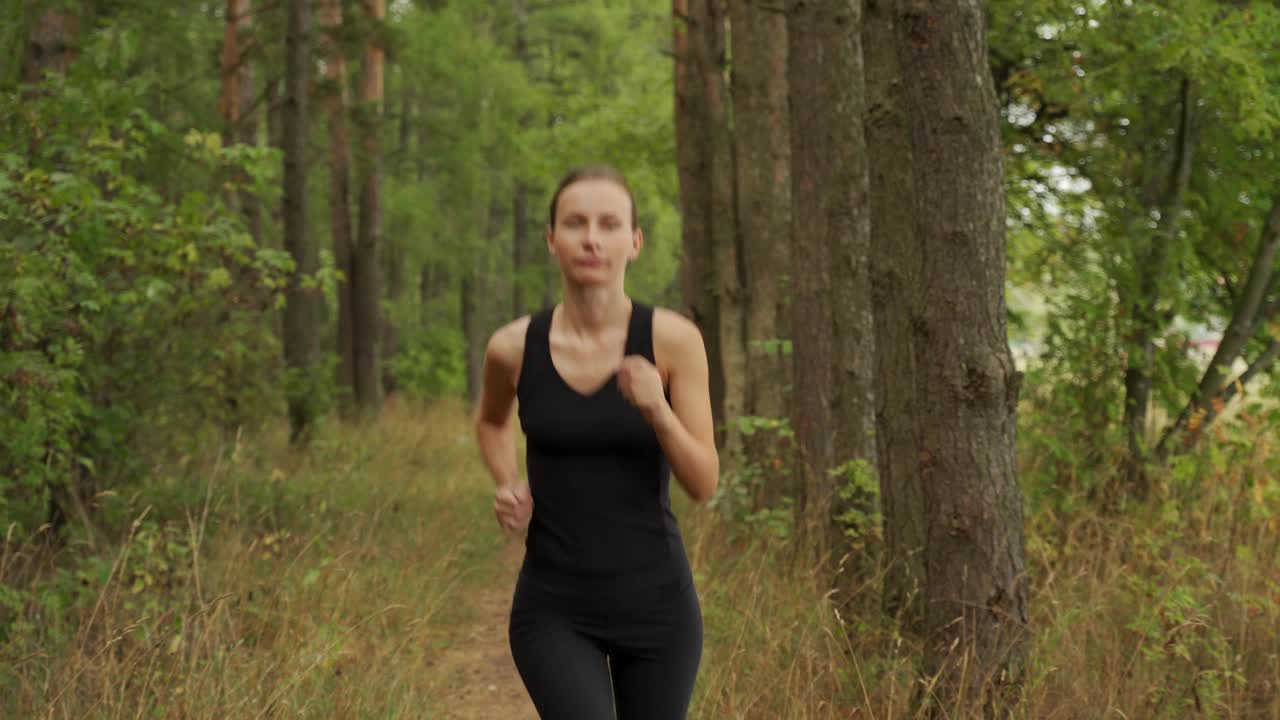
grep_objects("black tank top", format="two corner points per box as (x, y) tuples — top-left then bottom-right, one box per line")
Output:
(516, 301), (692, 596)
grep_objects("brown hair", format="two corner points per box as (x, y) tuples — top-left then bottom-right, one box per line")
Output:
(547, 165), (638, 230)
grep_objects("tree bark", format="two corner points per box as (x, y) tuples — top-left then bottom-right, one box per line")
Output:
(282, 0), (319, 440)
(703, 0), (745, 463)
(462, 271), (482, 405)
(513, 182), (530, 317)
(382, 239), (402, 396)
(353, 0), (386, 415)
(786, 1), (834, 529)
(894, 0), (1029, 709)
(320, 0), (357, 411)
(220, 0), (261, 244)
(674, 0), (725, 441)
(729, 0), (791, 497)
(787, 0), (877, 568)
(864, 0), (925, 633)
(512, 0), (532, 319)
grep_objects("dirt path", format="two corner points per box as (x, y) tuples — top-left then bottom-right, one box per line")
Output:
(431, 538), (538, 720)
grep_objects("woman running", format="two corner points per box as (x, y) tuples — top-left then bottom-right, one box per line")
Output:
(474, 164), (719, 719)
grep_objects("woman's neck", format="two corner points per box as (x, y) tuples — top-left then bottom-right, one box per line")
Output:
(559, 283), (630, 338)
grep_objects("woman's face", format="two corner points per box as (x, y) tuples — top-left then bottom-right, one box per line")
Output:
(547, 178), (642, 287)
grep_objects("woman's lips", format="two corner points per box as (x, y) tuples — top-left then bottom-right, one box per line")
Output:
(574, 257), (605, 268)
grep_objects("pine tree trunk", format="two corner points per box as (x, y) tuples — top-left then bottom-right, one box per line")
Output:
(320, 0), (357, 411)
(353, 0), (386, 415)
(674, 0), (724, 438)
(513, 182), (530, 317)
(382, 240), (402, 396)
(787, 0), (877, 566)
(729, 0), (790, 490)
(894, 0), (1029, 708)
(282, 0), (319, 440)
(703, 0), (745, 462)
(462, 271), (482, 405)
(220, 0), (261, 244)
(864, 0), (925, 633)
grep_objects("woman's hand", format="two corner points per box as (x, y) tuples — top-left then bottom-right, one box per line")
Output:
(494, 483), (533, 532)
(617, 355), (670, 428)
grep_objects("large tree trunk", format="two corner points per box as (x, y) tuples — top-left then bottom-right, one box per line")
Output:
(1121, 77), (1196, 495)
(320, 0), (357, 412)
(894, 0), (1029, 710)
(787, 0), (877, 568)
(864, 0), (925, 633)
(674, 0), (725, 440)
(729, 0), (791, 497)
(282, 0), (319, 440)
(353, 0), (386, 415)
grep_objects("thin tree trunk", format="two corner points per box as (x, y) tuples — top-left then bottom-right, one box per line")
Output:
(864, 0), (925, 633)
(513, 0), (531, 319)
(703, 0), (744, 463)
(674, 0), (724, 440)
(282, 0), (319, 441)
(513, 182), (530, 317)
(894, 0), (1029, 709)
(353, 0), (386, 415)
(1157, 198), (1280, 459)
(220, 0), (260, 243)
(730, 0), (791, 497)
(1122, 77), (1196, 495)
(462, 271), (482, 405)
(236, 1), (261, 245)
(383, 240), (402, 396)
(320, 0), (357, 411)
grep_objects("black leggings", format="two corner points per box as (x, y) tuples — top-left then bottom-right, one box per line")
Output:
(508, 574), (703, 719)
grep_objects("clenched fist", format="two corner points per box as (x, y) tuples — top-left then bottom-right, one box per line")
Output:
(494, 483), (533, 532)
(616, 355), (667, 425)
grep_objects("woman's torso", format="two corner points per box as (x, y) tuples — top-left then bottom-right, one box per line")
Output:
(515, 301), (691, 598)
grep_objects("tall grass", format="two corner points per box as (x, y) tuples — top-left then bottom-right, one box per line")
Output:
(3, 400), (1278, 718)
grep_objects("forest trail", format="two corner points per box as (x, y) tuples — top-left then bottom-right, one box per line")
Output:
(430, 537), (538, 720)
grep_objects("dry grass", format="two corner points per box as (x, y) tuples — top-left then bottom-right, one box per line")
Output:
(3, 400), (1279, 719)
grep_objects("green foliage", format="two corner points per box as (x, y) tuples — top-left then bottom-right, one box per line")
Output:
(833, 458), (881, 550)
(711, 415), (796, 541)
(389, 323), (467, 398)
(0, 72), (291, 533)
(992, 0), (1280, 495)
(1122, 555), (1246, 718)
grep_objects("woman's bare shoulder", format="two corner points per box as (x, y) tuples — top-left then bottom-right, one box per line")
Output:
(486, 315), (534, 376)
(651, 307), (706, 358)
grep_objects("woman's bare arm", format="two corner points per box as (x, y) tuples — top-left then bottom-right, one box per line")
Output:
(474, 318), (534, 531)
(650, 309), (720, 502)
